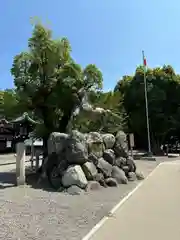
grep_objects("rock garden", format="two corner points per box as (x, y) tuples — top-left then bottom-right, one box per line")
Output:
(40, 130), (144, 195)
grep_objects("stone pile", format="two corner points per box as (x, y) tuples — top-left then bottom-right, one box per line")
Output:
(43, 130), (144, 195)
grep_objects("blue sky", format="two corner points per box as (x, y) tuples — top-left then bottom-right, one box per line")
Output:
(1, 0), (180, 91)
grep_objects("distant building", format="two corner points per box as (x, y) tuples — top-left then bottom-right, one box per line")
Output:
(0, 119), (15, 152)
(0, 113), (38, 153)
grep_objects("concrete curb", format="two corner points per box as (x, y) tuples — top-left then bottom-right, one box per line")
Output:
(141, 157), (156, 161)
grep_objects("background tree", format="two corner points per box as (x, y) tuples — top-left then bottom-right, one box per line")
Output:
(0, 89), (25, 120)
(115, 65), (180, 153)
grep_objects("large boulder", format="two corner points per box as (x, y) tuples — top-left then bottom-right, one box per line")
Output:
(114, 131), (128, 158)
(62, 165), (88, 189)
(126, 156), (136, 172)
(136, 171), (145, 180)
(88, 153), (99, 166)
(122, 165), (130, 175)
(86, 181), (102, 191)
(111, 166), (128, 184)
(115, 131), (128, 148)
(115, 157), (127, 168)
(87, 132), (104, 158)
(128, 172), (137, 181)
(105, 177), (118, 187)
(87, 132), (103, 143)
(66, 185), (84, 195)
(97, 158), (112, 178)
(102, 133), (115, 149)
(103, 149), (115, 165)
(65, 137), (88, 165)
(96, 175), (107, 188)
(95, 172), (104, 181)
(71, 130), (87, 144)
(82, 162), (98, 180)
(48, 132), (69, 154)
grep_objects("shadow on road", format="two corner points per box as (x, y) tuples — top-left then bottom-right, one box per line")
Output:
(0, 171), (16, 188)
(167, 154), (179, 158)
(26, 170), (58, 193)
(24, 166), (58, 192)
(0, 164), (57, 192)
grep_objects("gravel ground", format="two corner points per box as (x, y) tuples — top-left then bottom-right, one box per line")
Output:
(0, 156), (175, 240)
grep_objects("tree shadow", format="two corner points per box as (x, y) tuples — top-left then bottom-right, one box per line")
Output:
(0, 171), (16, 189)
(167, 154), (179, 158)
(25, 167), (58, 193)
(0, 167), (58, 192)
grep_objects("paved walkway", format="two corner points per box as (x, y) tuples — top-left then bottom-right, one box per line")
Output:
(85, 161), (180, 240)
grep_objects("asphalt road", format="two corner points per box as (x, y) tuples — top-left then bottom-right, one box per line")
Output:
(87, 161), (180, 240)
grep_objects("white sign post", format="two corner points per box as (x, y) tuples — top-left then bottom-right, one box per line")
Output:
(6, 141), (12, 148)
(16, 142), (26, 185)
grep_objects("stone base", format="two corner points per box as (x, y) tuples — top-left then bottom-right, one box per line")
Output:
(16, 176), (26, 186)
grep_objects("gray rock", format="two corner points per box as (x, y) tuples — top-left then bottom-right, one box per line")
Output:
(87, 132), (103, 143)
(114, 131), (128, 158)
(45, 155), (68, 190)
(111, 166), (128, 184)
(99, 179), (108, 188)
(82, 162), (98, 180)
(57, 158), (69, 176)
(115, 157), (127, 168)
(89, 142), (104, 158)
(136, 171), (145, 180)
(115, 131), (128, 148)
(71, 130), (87, 143)
(114, 143), (128, 158)
(102, 133), (115, 149)
(62, 165), (88, 189)
(57, 185), (65, 192)
(66, 185), (84, 195)
(97, 158), (112, 178)
(128, 171), (137, 181)
(88, 153), (99, 166)
(103, 149), (115, 165)
(48, 132), (69, 154)
(105, 178), (118, 187)
(94, 173), (104, 182)
(122, 165), (130, 174)
(87, 132), (104, 158)
(86, 181), (101, 192)
(127, 156), (136, 172)
(65, 138), (88, 164)
(43, 153), (67, 186)
(94, 173), (107, 187)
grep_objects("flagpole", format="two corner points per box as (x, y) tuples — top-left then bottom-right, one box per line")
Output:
(142, 50), (152, 156)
